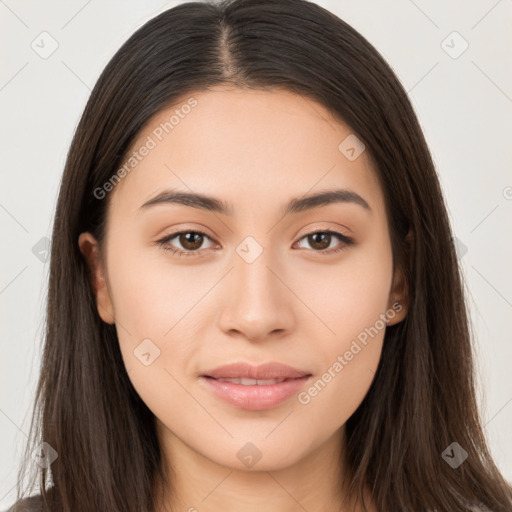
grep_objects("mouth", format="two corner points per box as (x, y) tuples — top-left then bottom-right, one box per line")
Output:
(199, 362), (312, 410)
(205, 377), (294, 385)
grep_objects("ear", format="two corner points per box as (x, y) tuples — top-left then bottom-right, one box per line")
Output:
(78, 232), (115, 325)
(386, 229), (413, 326)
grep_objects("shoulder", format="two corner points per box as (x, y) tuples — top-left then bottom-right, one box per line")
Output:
(5, 494), (44, 512)
(4, 486), (60, 512)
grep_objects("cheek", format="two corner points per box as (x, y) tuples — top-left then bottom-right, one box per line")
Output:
(105, 244), (213, 412)
(293, 240), (393, 419)
(295, 286), (389, 437)
(296, 234), (393, 348)
(107, 240), (213, 337)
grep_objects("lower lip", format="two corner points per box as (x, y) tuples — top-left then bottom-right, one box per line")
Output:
(200, 376), (312, 411)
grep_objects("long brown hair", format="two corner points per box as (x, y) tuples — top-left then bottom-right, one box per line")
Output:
(15, 0), (512, 510)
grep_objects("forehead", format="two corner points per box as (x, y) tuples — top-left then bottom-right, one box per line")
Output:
(107, 86), (385, 221)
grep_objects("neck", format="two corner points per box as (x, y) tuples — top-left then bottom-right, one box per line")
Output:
(153, 422), (376, 512)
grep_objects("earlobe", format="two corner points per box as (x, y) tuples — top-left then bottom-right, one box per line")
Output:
(386, 265), (408, 326)
(78, 232), (115, 325)
(386, 230), (413, 326)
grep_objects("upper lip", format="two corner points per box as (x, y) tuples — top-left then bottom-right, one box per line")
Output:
(202, 362), (311, 380)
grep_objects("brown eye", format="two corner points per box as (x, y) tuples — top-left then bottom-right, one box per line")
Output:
(178, 232), (204, 251)
(295, 230), (354, 254)
(307, 232), (331, 250)
(158, 229), (354, 258)
(157, 230), (216, 256)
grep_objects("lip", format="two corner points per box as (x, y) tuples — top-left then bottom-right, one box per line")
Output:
(202, 362), (310, 380)
(199, 362), (312, 410)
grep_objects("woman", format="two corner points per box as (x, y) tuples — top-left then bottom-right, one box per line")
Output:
(10, 0), (512, 510)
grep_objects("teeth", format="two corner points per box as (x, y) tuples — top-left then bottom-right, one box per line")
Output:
(216, 377), (287, 385)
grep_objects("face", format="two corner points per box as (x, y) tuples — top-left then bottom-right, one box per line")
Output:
(79, 86), (408, 473)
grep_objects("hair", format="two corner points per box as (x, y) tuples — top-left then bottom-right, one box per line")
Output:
(14, 0), (511, 511)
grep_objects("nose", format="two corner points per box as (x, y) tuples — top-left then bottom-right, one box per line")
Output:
(217, 247), (295, 342)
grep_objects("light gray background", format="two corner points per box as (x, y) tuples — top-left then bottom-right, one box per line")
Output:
(1, 0), (511, 506)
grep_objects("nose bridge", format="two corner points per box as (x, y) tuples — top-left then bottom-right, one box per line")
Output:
(218, 239), (294, 340)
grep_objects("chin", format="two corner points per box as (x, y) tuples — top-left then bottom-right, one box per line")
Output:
(204, 436), (311, 473)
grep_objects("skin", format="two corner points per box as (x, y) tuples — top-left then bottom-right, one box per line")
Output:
(79, 86), (409, 512)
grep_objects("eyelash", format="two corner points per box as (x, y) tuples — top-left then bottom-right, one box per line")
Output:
(157, 229), (354, 257)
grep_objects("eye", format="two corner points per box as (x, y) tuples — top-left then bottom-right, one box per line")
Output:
(157, 230), (216, 257)
(157, 228), (354, 257)
(294, 230), (354, 255)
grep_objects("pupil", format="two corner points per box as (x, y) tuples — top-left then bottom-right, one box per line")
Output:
(181, 232), (202, 250)
(310, 233), (330, 250)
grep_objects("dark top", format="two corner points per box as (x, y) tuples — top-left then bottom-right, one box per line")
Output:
(4, 494), (44, 512)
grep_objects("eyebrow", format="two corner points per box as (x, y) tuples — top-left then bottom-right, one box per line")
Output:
(139, 188), (372, 216)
